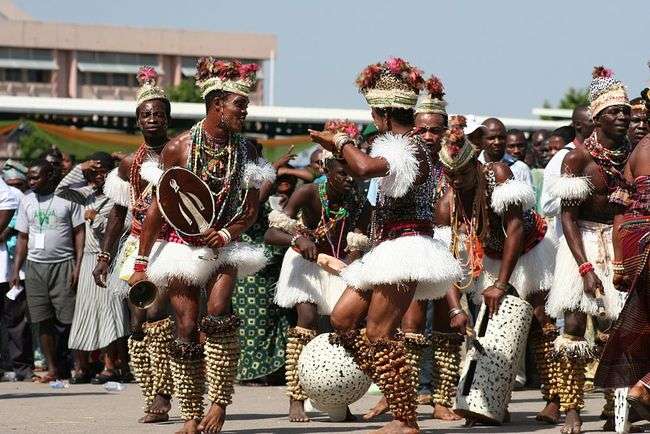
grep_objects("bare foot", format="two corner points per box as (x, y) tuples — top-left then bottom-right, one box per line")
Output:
(138, 412), (169, 423)
(432, 404), (461, 421)
(560, 410), (582, 434)
(198, 403), (226, 433)
(364, 397), (389, 421)
(175, 419), (199, 434)
(370, 419), (419, 433)
(535, 400), (560, 424)
(288, 399), (309, 422)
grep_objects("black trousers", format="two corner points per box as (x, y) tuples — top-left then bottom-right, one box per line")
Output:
(0, 282), (34, 379)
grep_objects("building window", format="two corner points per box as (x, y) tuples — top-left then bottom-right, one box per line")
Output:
(2, 68), (23, 82)
(26, 69), (51, 83)
(111, 73), (129, 86)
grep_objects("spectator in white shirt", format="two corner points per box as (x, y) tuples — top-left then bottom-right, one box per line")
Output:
(477, 117), (533, 186)
(540, 106), (594, 240)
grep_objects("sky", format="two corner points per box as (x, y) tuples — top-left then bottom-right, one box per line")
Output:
(17, 0), (650, 118)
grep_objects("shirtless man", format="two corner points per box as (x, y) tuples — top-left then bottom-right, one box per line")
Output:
(546, 66), (631, 434)
(129, 58), (272, 434)
(93, 67), (173, 424)
(265, 127), (364, 421)
(310, 58), (462, 434)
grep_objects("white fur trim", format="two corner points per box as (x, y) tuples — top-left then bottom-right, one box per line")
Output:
(472, 230), (556, 305)
(103, 168), (130, 207)
(548, 175), (593, 201)
(267, 209), (303, 234)
(146, 240), (267, 288)
(140, 158), (164, 186)
(346, 232), (371, 253)
(490, 179), (536, 215)
(340, 235), (462, 301)
(433, 225), (452, 246)
(370, 132), (419, 198)
(553, 335), (596, 360)
(274, 248), (346, 315)
(545, 221), (621, 319)
(243, 158), (277, 190)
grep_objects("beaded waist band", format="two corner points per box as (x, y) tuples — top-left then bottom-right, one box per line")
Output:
(375, 220), (434, 243)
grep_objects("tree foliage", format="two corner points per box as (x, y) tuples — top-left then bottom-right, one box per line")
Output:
(18, 125), (51, 160)
(558, 87), (589, 110)
(166, 78), (202, 103)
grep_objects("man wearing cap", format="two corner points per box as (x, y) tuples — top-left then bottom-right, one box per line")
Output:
(93, 66), (175, 423)
(130, 57), (273, 434)
(546, 67), (632, 434)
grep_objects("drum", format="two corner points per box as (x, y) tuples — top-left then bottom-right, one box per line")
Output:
(454, 295), (533, 424)
(157, 167), (214, 236)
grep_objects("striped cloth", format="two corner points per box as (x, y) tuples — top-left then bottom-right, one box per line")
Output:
(55, 165), (129, 351)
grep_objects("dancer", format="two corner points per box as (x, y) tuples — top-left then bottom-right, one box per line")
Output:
(362, 75), (462, 423)
(93, 66), (174, 423)
(434, 116), (558, 424)
(546, 66), (631, 434)
(265, 120), (365, 423)
(130, 57), (272, 434)
(596, 89), (650, 421)
(310, 57), (463, 434)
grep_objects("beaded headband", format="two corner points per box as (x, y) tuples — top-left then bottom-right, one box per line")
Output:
(589, 66), (629, 117)
(356, 57), (424, 109)
(439, 116), (478, 172)
(136, 66), (168, 107)
(415, 75), (447, 115)
(195, 57), (259, 99)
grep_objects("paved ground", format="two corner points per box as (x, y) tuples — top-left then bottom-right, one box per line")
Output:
(0, 381), (647, 433)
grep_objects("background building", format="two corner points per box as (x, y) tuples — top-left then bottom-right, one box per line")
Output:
(0, 0), (276, 104)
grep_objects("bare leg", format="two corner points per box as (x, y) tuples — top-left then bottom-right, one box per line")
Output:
(38, 319), (61, 380)
(168, 281), (202, 434)
(287, 302), (318, 422)
(430, 297), (462, 422)
(199, 267), (238, 434)
(364, 299), (427, 421)
(365, 283), (420, 434)
(528, 292), (561, 424)
(559, 311), (588, 434)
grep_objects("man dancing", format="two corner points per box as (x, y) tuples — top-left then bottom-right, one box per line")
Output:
(92, 66), (174, 423)
(433, 116), (558, 423)
(130, 58), (273, 434)
(265, 120), (365, 422)
(546, 66), (631, 434)
(310, 57), (462, 434)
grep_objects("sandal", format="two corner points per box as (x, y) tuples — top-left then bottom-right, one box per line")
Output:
(36, 373), (58, 383)
(90, 369), (120, 385)
(69, 371), (92, 384)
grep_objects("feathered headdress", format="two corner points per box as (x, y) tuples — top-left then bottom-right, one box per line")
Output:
(415, 75), (447, 115)
(195, 57), (259, 99)
(588, 65), (629, 117)
(135, 66), (168, 107)
(324, 119), (360, 139)
(439, 115), (478, 171)
(355, 57), (424, 109)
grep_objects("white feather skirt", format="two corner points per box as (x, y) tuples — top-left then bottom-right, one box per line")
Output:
(146, 240), (268, 289)
(471, 230), (557, 305)
(274, 248), (346, 315)
(545, 221), (622, 319)
(340, 234), (463, 301)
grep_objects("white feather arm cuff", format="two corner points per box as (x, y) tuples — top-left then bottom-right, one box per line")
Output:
(346, 232), (371, 252)
(103, 168), (130, 207)
(490, 179), (536, 215)
(370, 132), (419, 198)
(243, 158), (277, 190)
(140, 158), (164, 186)
(267, 209), (303, 234)
(548, 175), (593, 201)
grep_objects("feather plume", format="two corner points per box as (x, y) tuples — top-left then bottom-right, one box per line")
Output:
(592, 65), (613, 79)
(136, 66), (158, 86)
(425, 75), (445, 98)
